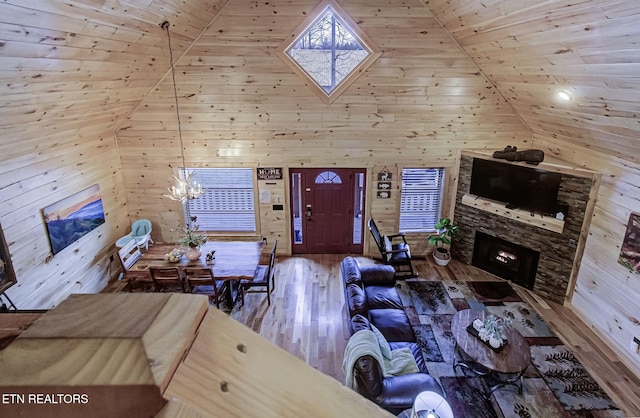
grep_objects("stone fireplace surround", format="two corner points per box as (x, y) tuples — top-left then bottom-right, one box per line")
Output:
(452, 154), (595, 304)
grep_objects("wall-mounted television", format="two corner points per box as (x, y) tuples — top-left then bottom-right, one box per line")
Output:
(469, 158), (562, 216)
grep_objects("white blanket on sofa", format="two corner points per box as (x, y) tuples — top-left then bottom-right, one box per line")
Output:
(342, 329), (419, 389)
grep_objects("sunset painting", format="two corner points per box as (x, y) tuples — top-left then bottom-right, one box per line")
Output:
(43, 184), (106, 255)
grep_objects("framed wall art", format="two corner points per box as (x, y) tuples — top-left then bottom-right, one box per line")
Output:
(43, 184), (106, 255)
(0, 223), (17, 294)
(618, 212), (640, 275)
(377, 181), (391, 191)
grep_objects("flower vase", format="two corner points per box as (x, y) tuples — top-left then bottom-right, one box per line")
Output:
(186, 247), (202, 261)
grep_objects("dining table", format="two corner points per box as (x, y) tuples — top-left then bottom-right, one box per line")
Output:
(124, 241), (266, 303)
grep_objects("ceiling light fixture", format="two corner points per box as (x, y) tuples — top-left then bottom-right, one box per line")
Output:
(557, 90), (573, 101)
(161, 21), (204, 202)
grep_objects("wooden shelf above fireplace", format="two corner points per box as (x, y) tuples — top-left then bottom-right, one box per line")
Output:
(461, 193), (565, 233)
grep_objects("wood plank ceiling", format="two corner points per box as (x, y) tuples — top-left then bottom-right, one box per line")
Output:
(425, 0), (640, 163)
(2, 0), (638, 166)
(0, 0), (223, 157)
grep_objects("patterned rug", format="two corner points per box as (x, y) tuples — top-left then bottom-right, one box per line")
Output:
(396, 279), (623, 418)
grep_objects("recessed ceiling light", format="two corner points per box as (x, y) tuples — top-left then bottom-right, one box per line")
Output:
(558, 90), (572, 101)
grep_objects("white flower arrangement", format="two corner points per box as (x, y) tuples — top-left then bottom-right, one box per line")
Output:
(472, 314), (512, 349)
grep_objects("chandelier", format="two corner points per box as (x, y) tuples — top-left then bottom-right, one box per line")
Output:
(161, 21), (204, 202)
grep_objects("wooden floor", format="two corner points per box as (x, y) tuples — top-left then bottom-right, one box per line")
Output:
(232, 254), (640, 417)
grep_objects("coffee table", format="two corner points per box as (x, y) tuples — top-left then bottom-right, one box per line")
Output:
(451, 308), (531, 396)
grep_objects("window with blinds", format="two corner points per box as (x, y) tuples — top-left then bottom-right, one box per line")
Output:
(399, 168), (445, 233)
(182, 168), (257, 232)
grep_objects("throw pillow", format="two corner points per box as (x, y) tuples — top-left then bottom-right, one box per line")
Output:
(370, 324), (392, 360)
(383, 235), (392, 261)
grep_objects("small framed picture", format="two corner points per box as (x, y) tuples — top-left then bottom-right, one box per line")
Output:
(377, 182), (391, 190)
(378, 172), (392, 181)
(377, 191), (390, 199)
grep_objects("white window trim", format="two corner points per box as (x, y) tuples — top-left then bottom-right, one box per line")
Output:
(399, 167), (445, 233)
(181, 167), (258, 234)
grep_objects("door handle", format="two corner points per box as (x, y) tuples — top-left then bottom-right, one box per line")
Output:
(306, 205), (312, 221)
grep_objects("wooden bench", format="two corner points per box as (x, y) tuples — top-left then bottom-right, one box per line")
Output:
(367, 218), (416, 278)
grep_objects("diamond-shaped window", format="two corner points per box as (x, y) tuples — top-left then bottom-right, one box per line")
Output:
(278, 0), (380, 104)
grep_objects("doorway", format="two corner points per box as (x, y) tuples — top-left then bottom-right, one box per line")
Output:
(290, 168), (366, 254)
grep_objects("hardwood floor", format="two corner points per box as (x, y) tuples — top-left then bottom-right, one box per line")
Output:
(231, 254), (640, 417)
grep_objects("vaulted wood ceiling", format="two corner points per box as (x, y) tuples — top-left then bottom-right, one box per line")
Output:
(1, 0), (639, 163)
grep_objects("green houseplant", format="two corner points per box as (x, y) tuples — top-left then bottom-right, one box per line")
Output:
(428, 217), (459, 266)
(177, 221), (207, 261)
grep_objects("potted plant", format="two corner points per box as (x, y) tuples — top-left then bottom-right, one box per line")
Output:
(177, 220), (207, 261)
(428, 217), (459, 266)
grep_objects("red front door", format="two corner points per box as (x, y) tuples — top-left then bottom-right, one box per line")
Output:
(290, 168), (365, 254)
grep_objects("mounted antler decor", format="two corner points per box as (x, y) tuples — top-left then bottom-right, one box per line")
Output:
(492, 145), (545, 165)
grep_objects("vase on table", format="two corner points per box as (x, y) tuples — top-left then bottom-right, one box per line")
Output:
(186, 246), (202, 261)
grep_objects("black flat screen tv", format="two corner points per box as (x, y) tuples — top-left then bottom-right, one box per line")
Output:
(469, 158), (562, 216)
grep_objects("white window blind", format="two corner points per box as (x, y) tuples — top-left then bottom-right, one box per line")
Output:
(182, 168), (257, 232)
(399, 168), (445, 233)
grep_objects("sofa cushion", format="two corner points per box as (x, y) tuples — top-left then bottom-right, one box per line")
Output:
(350, 313), (372, 334)
(346, 284), (367, 318)
(389, 342), (427, 373)
(368, 309), (415, 342)
(359, 265), (396, 286)
(341, 257), (362, 286)
(375, 373), (444, 415)
(364, 285), (403, 310)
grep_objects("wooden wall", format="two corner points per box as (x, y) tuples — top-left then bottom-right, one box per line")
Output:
(116, 0), (532, 253)
(0, 0), (224, 309)
(532, 137), (640, 379)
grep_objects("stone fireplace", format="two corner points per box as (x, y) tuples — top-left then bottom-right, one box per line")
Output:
(453, 154), (596, 304)
(472, 231), (540, 290)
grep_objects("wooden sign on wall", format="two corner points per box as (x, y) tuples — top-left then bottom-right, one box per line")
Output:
(257, 167), (283, 180)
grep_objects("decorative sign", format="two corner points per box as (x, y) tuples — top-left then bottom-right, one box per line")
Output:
(378, 172), (392, 181)
(618, 212), (640, 275)
(377, 182), (391, 190)
(257, 167), (283, 180)
(377, 191), (390, 199)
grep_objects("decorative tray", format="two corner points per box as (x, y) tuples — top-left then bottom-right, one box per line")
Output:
(466, 325), (507, 353)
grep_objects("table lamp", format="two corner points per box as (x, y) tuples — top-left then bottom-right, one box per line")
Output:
(411, 391), (454, 418)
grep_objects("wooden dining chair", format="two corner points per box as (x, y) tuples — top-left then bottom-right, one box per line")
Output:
(183, 267), (229, 309)
(117, 239), (153, 292)
(148, 266), (185, 293)
(241, 239), (277, 306)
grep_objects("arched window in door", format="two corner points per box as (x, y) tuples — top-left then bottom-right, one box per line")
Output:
(315, 171), (342, 184)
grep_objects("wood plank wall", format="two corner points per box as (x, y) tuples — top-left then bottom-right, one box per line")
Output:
(0, 0), (223, 309)
(533, 137), (640, 381)
(116, 0), (533, 255)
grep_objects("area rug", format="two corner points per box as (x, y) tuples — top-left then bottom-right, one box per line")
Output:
(396, 279), (624, 418)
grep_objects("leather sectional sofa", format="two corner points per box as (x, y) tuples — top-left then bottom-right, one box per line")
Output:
(341, 256), (444, 415)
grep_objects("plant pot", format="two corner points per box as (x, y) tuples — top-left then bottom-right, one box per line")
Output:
(432, 248), (451, 266)
(186, 247), (202, 261)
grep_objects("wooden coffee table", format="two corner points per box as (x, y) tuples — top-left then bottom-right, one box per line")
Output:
(451, 309), (531, 396)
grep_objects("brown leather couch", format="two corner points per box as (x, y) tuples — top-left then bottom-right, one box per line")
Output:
(341, 256), (444, 415)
